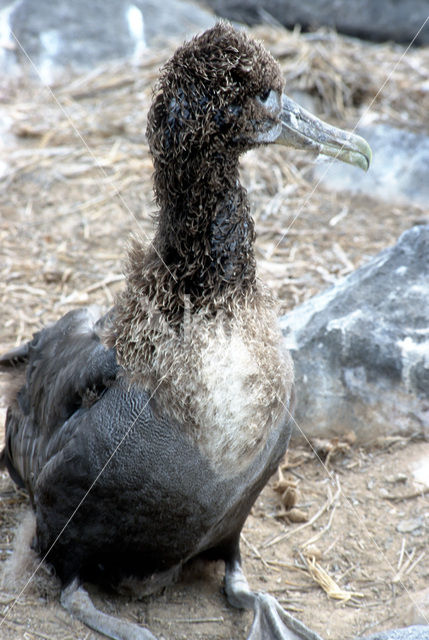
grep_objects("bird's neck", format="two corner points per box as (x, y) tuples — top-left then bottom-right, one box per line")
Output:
(151, 152), (257, 307)
(111, 151), (259, 379)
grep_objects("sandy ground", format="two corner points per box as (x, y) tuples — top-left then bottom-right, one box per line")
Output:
(1, 25), (429, 640)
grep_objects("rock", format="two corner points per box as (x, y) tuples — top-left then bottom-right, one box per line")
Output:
(357, 626), (429, 640)
(314, 125), (429, 209)
(203, 0), (429, 45)
(396, 518), (423, 534)
(0, 0), (215, 81)
(386, 473), (408, 484)
(280, 225), (429, 443)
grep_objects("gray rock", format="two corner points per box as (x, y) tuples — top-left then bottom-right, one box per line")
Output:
(356, 626), (429, 640)
(0, 0), (215, 81)
(280, 225), (429, 443)
(203, 0), (429, 45)
(314, 125), (429, 209)
(396, 517), (423, 534)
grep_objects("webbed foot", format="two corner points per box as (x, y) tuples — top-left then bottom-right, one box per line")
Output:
(225, 561), (324, 640)
(61, 579), (157, 640)
(248, 592), (324, 640)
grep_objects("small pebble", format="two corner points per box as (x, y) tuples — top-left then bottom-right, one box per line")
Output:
(386, 473), (408, 484)
(396, 518), (422, 533)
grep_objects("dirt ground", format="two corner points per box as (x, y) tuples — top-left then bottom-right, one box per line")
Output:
(0, 24), (429, 640)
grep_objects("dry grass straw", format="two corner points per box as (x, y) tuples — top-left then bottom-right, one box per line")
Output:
(253, 24), (429, 126)
(0, 25), (427, 352)
(303, 554), (364, 602)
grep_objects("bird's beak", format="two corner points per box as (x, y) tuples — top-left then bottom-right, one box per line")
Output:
(275, 94), (372, 171)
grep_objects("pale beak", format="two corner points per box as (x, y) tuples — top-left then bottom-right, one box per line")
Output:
(276, 94), (372, 172)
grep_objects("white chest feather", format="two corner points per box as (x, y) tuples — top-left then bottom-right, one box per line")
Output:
(188, 315), (294, 473)
(123, 289), (294, 474)
(199, 330), (261, 445)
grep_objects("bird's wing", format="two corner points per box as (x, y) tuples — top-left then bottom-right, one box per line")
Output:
(1, 305), (119, 496)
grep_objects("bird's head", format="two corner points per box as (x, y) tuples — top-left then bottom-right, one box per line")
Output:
(147, 22), (371, 170)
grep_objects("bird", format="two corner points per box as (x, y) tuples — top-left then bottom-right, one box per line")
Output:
(0, 22), (371, 640)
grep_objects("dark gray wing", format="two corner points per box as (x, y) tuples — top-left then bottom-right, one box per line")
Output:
(1, 306), (118, 497)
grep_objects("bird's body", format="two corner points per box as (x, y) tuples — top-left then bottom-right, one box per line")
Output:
(1, 22), (371, 640)
(4, 304), (292, 590)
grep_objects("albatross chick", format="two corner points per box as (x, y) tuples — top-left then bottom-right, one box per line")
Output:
(1, 22), (371, 640)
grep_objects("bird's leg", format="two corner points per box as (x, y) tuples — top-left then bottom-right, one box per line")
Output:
(225, 559), (325, 640)
(61, 578), (158, 640)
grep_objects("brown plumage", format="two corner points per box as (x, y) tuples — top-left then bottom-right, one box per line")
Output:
(1, 21), (371, 640)
(114, 24), (282, 329)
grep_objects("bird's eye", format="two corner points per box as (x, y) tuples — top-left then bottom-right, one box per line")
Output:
(259, 89), (271, 102)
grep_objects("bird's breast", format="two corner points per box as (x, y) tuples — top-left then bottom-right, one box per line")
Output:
(147, 291), (294, 475)
(195, 321), (293, 473)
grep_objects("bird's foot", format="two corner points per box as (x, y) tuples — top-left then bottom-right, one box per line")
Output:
(225, 561), (324, 640)
(247, 592), (325, 640)
(61, 579), (158, 640)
